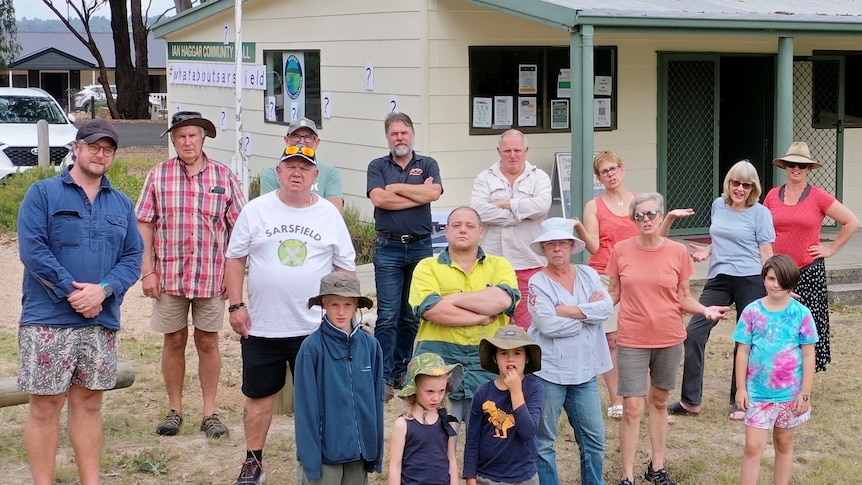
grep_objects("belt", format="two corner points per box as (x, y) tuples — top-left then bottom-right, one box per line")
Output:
(377, 231), (430, 244)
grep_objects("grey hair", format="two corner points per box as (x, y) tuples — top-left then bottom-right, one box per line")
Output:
(629, 192), (665, 218)
(498, 129), (528, 149)
(722, 160), (762, 206)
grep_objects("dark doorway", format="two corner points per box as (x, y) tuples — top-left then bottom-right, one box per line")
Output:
(40, 72), (70, 111)
(719, 56), (775, 197)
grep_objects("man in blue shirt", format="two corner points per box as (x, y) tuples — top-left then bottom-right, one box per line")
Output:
(366, 112), (443, 401)
(16, 118), (143, 485)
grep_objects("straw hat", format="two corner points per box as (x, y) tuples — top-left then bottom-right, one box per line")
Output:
(772, 141), (822, 169)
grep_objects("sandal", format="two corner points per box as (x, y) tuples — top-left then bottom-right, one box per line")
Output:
(729, 404), (745, 421)
(607, 404), (623, 420)
(668, 401), (700, 416)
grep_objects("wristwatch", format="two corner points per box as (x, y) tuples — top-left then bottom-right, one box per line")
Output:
(100, 281), (114, 298)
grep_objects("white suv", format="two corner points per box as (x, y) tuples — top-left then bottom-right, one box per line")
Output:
(0, 88), (78, 179)
(73, 84), (116, 112)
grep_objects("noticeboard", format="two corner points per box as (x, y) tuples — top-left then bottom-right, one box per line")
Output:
(549, 152), (606, 218)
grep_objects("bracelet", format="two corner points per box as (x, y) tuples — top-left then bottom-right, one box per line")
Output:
(228, 302), (246, 313)
(801, 394), (810, 402)
(141, 271), (156, 280)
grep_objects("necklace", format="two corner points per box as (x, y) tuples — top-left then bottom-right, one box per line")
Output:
(606, 193), (625, 206)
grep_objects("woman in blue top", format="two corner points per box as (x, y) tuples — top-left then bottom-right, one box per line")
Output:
(667, 160), (775, 420)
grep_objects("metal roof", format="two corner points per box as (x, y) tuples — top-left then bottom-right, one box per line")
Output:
(12, 32), (167, 70)
(543, 0), (862, 18)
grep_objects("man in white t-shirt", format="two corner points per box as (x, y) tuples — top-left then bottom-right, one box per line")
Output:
(224, 143), (356, 484)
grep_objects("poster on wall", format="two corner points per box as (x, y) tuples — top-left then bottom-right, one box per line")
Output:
(493, 96), (513, 127)
(473, 97), (492, 128)
(518, 64), (537, 94)
(518, 96), (537, 127)
(284, 53), (306, 123)
(551, 99), (569, 129)
(594, 98), (611, 128)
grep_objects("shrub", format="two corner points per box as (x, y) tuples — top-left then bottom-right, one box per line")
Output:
(0, 167), (58, 233)
(343, 203), (376, 265)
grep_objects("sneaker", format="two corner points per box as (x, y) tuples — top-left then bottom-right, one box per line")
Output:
(200, 413), (229, 439)
(644, 461), (677, 485)
(156, 410), (183, 436)
(235, 456), (265, 485)
(618, 479), (634, 485)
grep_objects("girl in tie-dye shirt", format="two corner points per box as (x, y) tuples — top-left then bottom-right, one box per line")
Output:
(733, 254), (817, 485)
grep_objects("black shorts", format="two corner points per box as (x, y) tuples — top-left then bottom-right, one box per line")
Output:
(240, 335), (307, 398)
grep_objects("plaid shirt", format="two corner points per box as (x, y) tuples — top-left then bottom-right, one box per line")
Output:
(136, 155), (245, 299)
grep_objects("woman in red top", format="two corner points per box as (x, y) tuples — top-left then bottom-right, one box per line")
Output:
(575, 151), (685, 420)
(764, 142), (859, 372)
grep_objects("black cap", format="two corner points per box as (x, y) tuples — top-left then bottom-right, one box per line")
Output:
(76, 118), (119, 147)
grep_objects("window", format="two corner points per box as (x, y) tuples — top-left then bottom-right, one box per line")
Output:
(812, 51), (862, 129)
(468, 46), (617, 135)
(263, 50), (321, 127)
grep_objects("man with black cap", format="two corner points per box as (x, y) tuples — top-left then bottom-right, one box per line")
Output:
(259, 117), (345, 212)
(17, 118), (143, 484)
(136, 111), (245, 439)
(225, 143), (356, 483)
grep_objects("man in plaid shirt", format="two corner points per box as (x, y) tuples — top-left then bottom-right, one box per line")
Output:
(136, 111), (246, 439)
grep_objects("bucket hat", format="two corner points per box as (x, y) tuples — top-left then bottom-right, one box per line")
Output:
(398, 353), (464, 399)
(307, 272), (373, 310)
(772, 141), (822, 169)
(160, 111), (217, 138)
(479, 325), (542, 375)
(529, 217), (586, 256)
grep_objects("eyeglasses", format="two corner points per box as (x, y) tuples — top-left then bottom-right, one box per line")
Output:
(783, 162), (808, 170)
(633, 210), (661, 222)
(281, 144), (316, 160)
(730, 180), (754, 190)
(82, 142), (115, 157)
(541, 240), (575, 249)
(599, 165), (620, 177)
(288, 133), (318, 143)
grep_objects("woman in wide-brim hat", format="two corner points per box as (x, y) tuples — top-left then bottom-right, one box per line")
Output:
(764, 141), (860, 372)
(525, 217), (614, 485)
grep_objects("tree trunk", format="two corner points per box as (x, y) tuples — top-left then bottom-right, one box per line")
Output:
(174, 0), (193, 13)
(110, 1), (134, 119)
(131, 0), (151, 119)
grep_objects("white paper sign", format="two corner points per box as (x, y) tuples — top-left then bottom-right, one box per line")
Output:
(557, 69), (571, 98)
(364, 61), (374, 91)
(518, 96), (537, 127)
(265, 97), (276, 121)
(322, 91), (332, 119)
(518, 64), (538, 94)
(594, 76), (612, 96)
(389, 95), (399, 113)
(175, 104), (181, 113)
(290, 102), (299, 121)
(594, 98), (611, 127)
(493, 96), (514, 127)
(220, 107), (228, 131)
(168, 62), (267, 90)
(223, 23), (230, 45)
(472, 97), (492, 128)
(243, 132), (252, 156)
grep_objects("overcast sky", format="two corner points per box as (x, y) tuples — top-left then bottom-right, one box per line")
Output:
(13, 0), (180, 20)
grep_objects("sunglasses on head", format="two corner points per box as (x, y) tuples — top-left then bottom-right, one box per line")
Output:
(783, 162), (808, 170)
(730, 179), (753, 190)
(282, 144), (316, 158)
(633, 210), (661, 222)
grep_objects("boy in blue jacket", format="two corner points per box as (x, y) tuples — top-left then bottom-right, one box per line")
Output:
(295, 271), (385, 484)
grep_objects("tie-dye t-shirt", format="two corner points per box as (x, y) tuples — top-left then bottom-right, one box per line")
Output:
(733, 298), (818, 402)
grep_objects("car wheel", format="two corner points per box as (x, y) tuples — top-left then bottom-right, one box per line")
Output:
(82, 101), (91, 112)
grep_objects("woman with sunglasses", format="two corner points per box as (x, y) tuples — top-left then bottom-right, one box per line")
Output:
(667, 160), (776, 421)
(574, 151), (684, 421)
(764, 142), (860, 373)
(608, 192), (729, 485)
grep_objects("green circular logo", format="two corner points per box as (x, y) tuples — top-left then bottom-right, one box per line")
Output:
(278, 239), (308, 267)
(285, 55), (303, 100)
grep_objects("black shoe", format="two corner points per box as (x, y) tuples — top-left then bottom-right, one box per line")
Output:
(235, 456), (265, 484)
(156, 410), (183, 436)
(200, 413), (229, 439)
(619, 479), (635, 485)
(644, 461), (677, 485)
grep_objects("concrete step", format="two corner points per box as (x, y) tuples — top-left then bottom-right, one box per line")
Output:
(828, 282), (862, 306)
(827, 267), (862, 286)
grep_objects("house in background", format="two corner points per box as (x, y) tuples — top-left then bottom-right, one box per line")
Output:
(2, 31), (167, 111)
(152, 0), (862, 234)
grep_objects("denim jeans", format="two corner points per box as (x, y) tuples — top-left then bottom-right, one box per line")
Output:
(536, 376), (606, 485)
(372, 235), (432, 385)
(680, 273), (765, 406)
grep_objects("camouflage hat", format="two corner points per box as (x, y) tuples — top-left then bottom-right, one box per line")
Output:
(398, 353), (464, 399)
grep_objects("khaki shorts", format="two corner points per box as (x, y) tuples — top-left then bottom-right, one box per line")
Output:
(617, 344), (683, 397)
(150, 294), (225, 334)
(18, 325), (118, 395)
(600, 273), (619, 333)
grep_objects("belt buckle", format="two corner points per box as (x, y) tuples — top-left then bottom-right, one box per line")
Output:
(399, 234), (411, 244)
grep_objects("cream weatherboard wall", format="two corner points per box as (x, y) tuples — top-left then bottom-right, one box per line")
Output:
(156, 0), (861, 219)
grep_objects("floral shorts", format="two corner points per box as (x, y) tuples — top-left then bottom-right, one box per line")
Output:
(17, 325), (118, 395)
(743, 400), (811, 430)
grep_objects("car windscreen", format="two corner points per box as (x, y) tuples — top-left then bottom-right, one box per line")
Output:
(0, 96), (68, 124)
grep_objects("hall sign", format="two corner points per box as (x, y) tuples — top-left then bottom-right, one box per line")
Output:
(168, 62), (266, 90)
(168, 42), (256, 63)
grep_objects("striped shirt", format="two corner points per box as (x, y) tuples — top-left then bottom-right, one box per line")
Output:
(136, 155), (245, 299)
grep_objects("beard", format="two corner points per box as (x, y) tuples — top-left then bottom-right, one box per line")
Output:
(392, 144), (412, 158)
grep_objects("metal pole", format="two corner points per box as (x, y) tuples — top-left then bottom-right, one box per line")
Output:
(234, 0), (249, 197)
(775, 36), (794, 186)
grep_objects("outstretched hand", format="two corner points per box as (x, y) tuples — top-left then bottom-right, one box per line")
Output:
(688, 242), (712, 262)
(667, 208), (695, 220)
(703, 305), (731, 321)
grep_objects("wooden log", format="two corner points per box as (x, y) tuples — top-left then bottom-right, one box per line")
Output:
(0, 362), (136, 408)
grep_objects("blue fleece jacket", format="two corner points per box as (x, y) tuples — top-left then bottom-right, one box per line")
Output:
(294, 317), (385, 480)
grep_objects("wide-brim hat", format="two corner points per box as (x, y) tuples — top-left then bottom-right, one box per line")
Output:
(529, 217), (586, 256)
(772, 141), (822, 169)
(479, 325), (542, 375)
(398, 353), (464, 399)
(307, 272), (373, 310)
(160, 111), (217, 138)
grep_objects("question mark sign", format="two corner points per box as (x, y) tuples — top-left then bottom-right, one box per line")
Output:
(366, 67), (372, 88)
(221, 111), (226, 124)
(291, 107), (297, 120)
(324, 97), (330, 110)
(390, 100), (397, 113)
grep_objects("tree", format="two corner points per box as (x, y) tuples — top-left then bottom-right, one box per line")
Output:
(0, 0), (20, 71)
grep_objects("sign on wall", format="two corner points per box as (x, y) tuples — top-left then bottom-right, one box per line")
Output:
(168, 62), (266, 90)
(168, 42), (256, 63)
